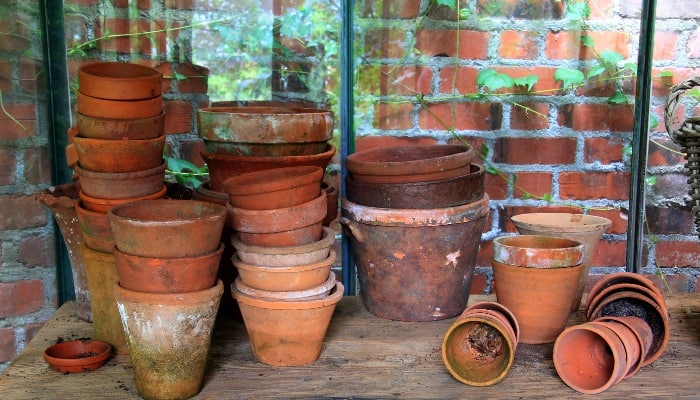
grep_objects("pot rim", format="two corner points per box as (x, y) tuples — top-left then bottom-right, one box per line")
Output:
(232, 280), (344, 309)
(232, 249), (335, 273)
(202, 143), (335, 163)
(231, 226), (335, 255)
(114, 242), (225, 263)
(492, 234), (585, 268)
(114, 278), (224, 305)
(109, 199), (226, 225)
(233, 271), (336, 300)
(221, 166), (324, 196)
(227, 191), (327, 232)
(345, 144), (473, 176)
(198, 106), (332, 116)
(511, 213), (612, 233)
(43, 339), (112, 371)
(75, 160), (166, 180)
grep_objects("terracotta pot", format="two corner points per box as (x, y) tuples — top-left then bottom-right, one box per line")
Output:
(232, 280), (344, 366)
(227, 191), (327, 247)
(231, 226), (335, 267)
(322, 182), (338, 226)
(204, 139), (328, 157)
(75, 161), (166, 199)
(197, 106), (333, 143)
(587, 290), (669, 367)
(77, 91), (163, 119)
(75, 201), (114, 253)
(76, 112), (165, 140)
(201, 144), (335, 192)
(492, 235), (584, 269)
(345, 144), (474, 184)
(114, 244), (223, 294)
(341, 195), (489, 321)
(221, 166), (324, 210)
(43, 339), (112, 373)
(78, 61), (162, 100)
(586, 282), (666, 322)
(553, 322), (628, 394)
(109, 199), (227, 258)
(594, 315), (653, 379)
(233, 272), (336, 301)
(346, 163), (485, 209)
(442, 308), (517, 386)
(114, 280), (223, 400)
(233, 250), (335, 292)
(80, 243), (128, 354)
(72, 133), (165, 173)
(511, 213), (612, 311)
(586, 272), (666, 318)
(78, 185), (167, 214)
(491, 259), (584, 344)
(192, 180), (229, 206)
(465, 301), (520, 343)
(35, 183), (92, 322)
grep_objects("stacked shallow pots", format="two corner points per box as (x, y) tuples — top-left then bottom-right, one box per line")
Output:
(554, 272), (669, 394)
(342, 144), (489, 321)
(68, 62), (167, 355)
(223, 166), (343, 366)
(109, 199), (227, 400)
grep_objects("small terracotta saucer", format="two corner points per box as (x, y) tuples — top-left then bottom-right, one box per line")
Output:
(44, 339), (112, 373)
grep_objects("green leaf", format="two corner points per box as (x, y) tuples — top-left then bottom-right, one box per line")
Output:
(645, 175), (657, 186)
(542, 193), (553, 202)
(486, 165), (500, 175)
(607, 91), (628, 104)
(459, 8), (472, 19)
(166, 156), (202, 174)
(554, 67), (585, 90)
(477, 69), (514, 92)
(434, 0), (456, 8)
(599, 50), (623, 66)
(659, 70), (674, 78)
(581, 34), (595, 47)
(565, 1), (591, 20)
(480, 143), (490, 157)
(476, 69), (498, 86)
(623, 145), (633, 156)
(522, 193), (531, 199)
(649, 114), (659, 130)
(586, 64), (607, 80)
(513, 75), (539, 92)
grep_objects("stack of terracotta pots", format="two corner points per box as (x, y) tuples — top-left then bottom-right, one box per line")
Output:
(222, 166), (344, 366)
(66, 62), (167, 356)
(554, 272), (669, 394)
(108, 199), (227, 400)
(341, 144), (489, 321)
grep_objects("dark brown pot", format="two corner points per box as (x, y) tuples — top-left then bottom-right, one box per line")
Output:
(76, 112), (164, 140)
(75, 161), (166, 199)
(221, 166), (323, 210)
(78, 61), (162, 100)
(345, 163), (485, 209)
(78, 186), (167, 214)
(75, 201), (114, 253)
(72, 133), (165, 173)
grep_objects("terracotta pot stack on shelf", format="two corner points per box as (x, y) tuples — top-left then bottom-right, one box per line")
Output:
(341, 144), (489, 322)
(108, 199), (227, 400)
(222, 166), (343, 366)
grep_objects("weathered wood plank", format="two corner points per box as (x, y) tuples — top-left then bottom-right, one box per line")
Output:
(1, 294), (698, 399)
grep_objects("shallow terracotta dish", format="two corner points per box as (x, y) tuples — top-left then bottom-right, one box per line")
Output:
(222, 166), (323, 210)
(77, 91), (162, 120)
(44, 339), (112, 373)
(78, 61), (162, 100)
(76, 112), (164, 140)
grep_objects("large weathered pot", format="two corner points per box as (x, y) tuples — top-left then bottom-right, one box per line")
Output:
(341, 195), (489, 321)
(78, 61), (162, 100)
(221, 166), (323, 210)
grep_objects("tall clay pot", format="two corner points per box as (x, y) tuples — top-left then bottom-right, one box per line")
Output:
(510, 213), (612, 311)
(341, 195), (489, 321)
(114, 280), (223, 400)
(36, 183), (92, 322)
(80, 243), (128, 354)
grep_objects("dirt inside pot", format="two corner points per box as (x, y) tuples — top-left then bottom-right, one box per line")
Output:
(600, 298), (665, 359)
(466, 322), (503, 365)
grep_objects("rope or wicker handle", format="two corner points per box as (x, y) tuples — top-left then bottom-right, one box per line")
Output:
(664, 76), (700, 144)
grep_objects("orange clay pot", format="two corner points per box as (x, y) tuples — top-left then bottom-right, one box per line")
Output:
(594, 316), (653, 379)
(465, 301), (521, 344)
(114, 280), (223, 400)
(77, 91), (162, 119)
(442, 307), (517, 387)
(72, 133), (165, 173)
(201, 144), (335, 192)
(109, 199), (227, 258)
(491, 259), (584, 344)
(232, 280), (344, 366)
(345, 144), (474, 184)
(586, 272), (666, 318)
(75, 201), (114, 253)
(492, 235), (584, 269)
(43, 339), (112, 373)
(75, 161), (166, 199)
(233, 250), (335, 292)
(586, 282), (666, 322)
(78, 185), (166, 214)
(221, 166), (323, 210)
(554, 322), (628, 394)
(114, 244), (223, 294)
(226, 191), (326, 247)
(76, 111), (165, 140)
(231, 226), (335, 267)
(78, 61), (162, 100)
(233, 272), (336, 301)
(511, 212), (612, 311)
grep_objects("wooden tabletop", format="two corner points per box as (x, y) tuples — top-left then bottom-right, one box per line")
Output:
(1, 294), (698, 399)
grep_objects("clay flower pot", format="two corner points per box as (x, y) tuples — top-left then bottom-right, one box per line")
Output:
(77, 91), (163, 119)
(76, 112), (165, 140)
(554, 322), (628, 394)
(346, 163), (485, 209)
(78, 61), (162, 100)
(231, 226), (335, 267)
(78, 185), (167, 214)
(586, 272), (666, 318)
(345, 144), (474, 184)
(221, 166), (324, 210)
(35, 183), (91, 321)
(232, 280), (344, 366)
(75, 201), (115, 253)
(43, 339), (112, 373)
(197, 106), (333, 143)
(201, 144), (336, 192)
(492, 235), (585, 269)
(233, 272), (336, 301)
(594, 316), (653, 379)
(203, 139), (329, 157)
(227, 191), (327, 247)
(511, 213), (612, 311)
(109, 199), (227, 258)
(114, 244), (223, 293)
(75, 161), (166, 199)
(586, 282), (666, 322)
(491, 259), (584, 344)
(114, 280), (223, 400)
(442, 306), (517, 386)
(233, 250), (336, 292)
(72, 133), (166, 173)
(465, 301), (521, 343)
(341, 195), (489, 321)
